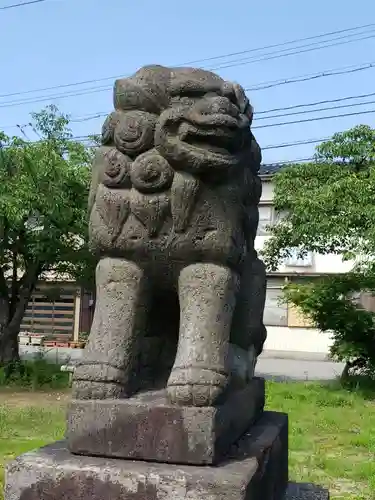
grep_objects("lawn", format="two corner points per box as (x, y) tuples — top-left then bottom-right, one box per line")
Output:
(0, 382), (374, 500)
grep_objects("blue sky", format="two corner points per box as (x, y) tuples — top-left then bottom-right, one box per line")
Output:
(1, 0), (374, 164)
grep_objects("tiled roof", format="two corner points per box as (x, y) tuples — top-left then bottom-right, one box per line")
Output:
(259, 163), (285, 176)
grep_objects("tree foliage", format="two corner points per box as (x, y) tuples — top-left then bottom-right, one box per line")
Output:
(262, 125), (375, 377)
(263, 125), (375, 270)
(0, 105), (95, 364)
(283, 270), (375, 378)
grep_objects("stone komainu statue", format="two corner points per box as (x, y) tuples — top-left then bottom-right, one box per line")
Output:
(73, 65), (267, 407)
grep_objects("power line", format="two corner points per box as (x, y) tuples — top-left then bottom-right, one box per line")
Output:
(75, 135), (336, 152)
(253, 108), (375, 129)
(2, 63), (374, 128)
(0, 0), (46, 10)
(257, 99), (375, 121)
(71, 134), (328, 152)
(16, 61), (372, 107)
(183, 23), (375, 66)
(212, 29), (375, 70)
(0, 85), (114, 108)
(0, 60), (372, 112)
(262, 137), (329, 150)
(4, 126), (364, 160)
(68, 94), (375, 125)
(247, 62), (375, 91)
(258, 91), (375, 114)
(5, 130), (326, 155)
(49, 92), (375, 124)
(3, 93), (375, 131)
(1, 22), (374, 99)
(208, 31), (375, 71)
(27, 106), (375, 144)
(1, 29), (374, 110)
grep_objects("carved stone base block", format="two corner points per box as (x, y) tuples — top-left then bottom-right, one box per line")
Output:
(5, 411), (290, 500)
(67, 377), (265, 465)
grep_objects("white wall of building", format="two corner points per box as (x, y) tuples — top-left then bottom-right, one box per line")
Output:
(255, 235), (354, 274)
(257, 178), (355, 275)
(263, 326), (333, 356)
(260, 179), (274, 202)
(257, 177), (350, 356)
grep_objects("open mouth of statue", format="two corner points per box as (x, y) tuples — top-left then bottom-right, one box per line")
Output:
(179, 119), (240, 156)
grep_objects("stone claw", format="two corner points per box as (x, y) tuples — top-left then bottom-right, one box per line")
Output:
(167, 383), (224, 407)
(72, 381), (129, 400)
(167, 367), (228, 407)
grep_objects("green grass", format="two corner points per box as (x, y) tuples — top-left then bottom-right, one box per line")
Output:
(0, 381), (374, 499)
(0, 394), (66, 499)
(267, 381), (375, 499)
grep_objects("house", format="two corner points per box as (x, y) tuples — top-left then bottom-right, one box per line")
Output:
(20, 280), (81, 345)
(257, 163), (353, 329)
(256, 163), (375, 355)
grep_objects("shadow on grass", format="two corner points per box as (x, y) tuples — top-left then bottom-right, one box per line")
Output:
(0, 360), (70, 391)
(287, 482), (329, 499)
(326, 374), (375, 401)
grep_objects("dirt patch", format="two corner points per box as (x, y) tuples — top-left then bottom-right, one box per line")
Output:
(0, 390), (71, 407)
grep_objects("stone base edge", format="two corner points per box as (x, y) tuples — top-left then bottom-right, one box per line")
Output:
(6, 411), (290, 500)
(67, 377), (265, 465)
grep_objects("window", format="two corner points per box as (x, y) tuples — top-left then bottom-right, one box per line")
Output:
(264, 278), (288, 326)
(284, 248), (313, 267)
(274, 210), (288, 224)
(257, 204), (274, 235)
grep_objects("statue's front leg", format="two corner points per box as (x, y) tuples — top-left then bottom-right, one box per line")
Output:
(167, 263), (239, 407)
(72, 257), (148, 400)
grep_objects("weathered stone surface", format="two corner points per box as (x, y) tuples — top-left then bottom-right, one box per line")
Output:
(72, 64), (268, 407)
(5, 411), (288, 500)
(67, 377), (265, 465)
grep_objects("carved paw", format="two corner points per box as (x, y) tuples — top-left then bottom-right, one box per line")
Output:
(72, 381), (129, 400)
(167, 367), (228, 407)
(167, 384), (224, 407)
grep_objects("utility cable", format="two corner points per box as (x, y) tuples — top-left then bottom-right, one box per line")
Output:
(1, 27), (374, 106)
(262, 137), (330, 150)
(252, 108), (375, 129)
(209, 31), (375, 71)
(257, 99), (375, 121)
(1, 22), (374, 97)
(0, 0), (46, 10)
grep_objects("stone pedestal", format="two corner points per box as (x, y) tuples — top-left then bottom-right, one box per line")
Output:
(5, 411), (289, 500)
(67, 377), (265, 465)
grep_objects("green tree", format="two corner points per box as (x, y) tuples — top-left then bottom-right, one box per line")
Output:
(0, 105), (95, 364)
(262, 125), (375, 377)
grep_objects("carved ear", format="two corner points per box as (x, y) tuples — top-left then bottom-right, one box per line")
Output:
(231, 81), (253, 125)
(232, 82), (249, 114)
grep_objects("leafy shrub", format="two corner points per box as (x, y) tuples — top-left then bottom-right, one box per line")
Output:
(0, 359), (70, 389)
(283, 270), (375, 380)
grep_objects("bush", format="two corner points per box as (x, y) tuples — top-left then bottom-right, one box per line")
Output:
(283, 271), (375, 380)
(0, 359), (70, 390)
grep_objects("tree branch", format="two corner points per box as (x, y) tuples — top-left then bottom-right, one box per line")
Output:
(9, 244), (19, 318)
(8, 260), (41, 332)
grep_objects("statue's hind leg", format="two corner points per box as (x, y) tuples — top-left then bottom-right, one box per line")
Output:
(72, 257), (148, 400)
(230, 252), (267, 380)
(167, 262), (239, 407)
